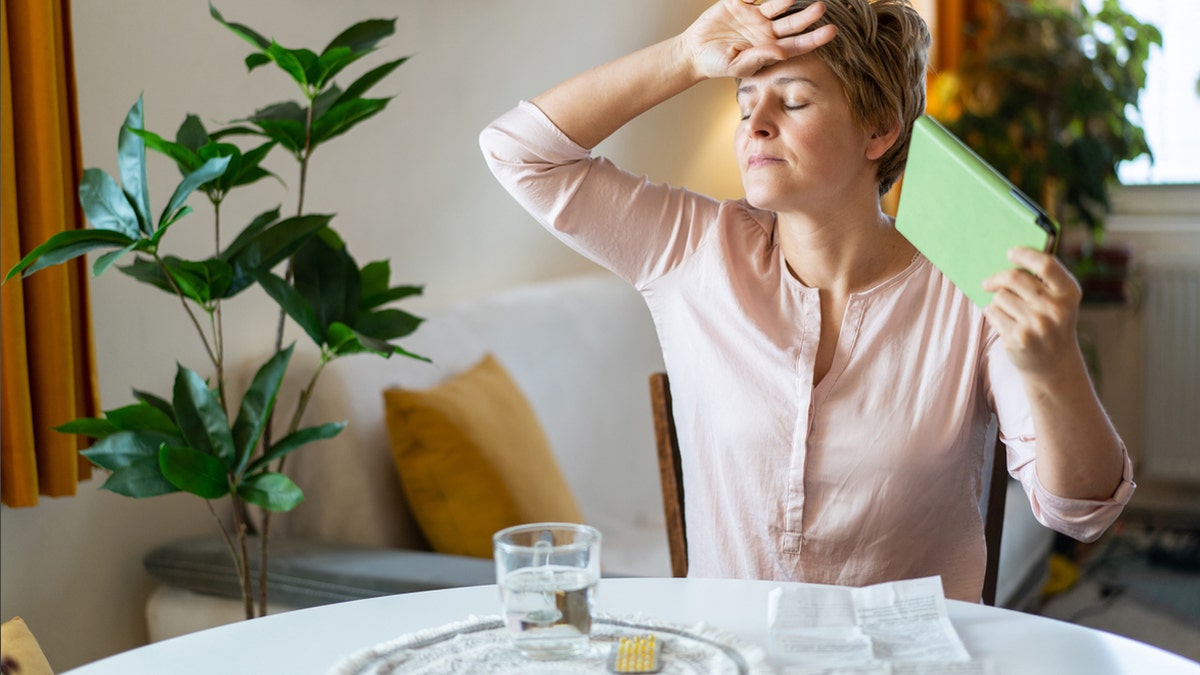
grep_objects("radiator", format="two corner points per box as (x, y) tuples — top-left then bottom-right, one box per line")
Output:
(1143, 267), (1200, 483)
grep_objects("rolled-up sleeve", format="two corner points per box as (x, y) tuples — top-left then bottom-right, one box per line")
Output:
(984, 329), (1136, 542)
(1022, 453), (1136, 542)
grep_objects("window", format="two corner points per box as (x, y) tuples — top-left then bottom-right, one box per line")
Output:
(1084, 0), (1200, 186)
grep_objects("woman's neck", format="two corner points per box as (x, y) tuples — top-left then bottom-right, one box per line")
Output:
(775, 204), (916, 295)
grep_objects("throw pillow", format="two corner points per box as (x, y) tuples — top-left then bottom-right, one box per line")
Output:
(382, 353), (583, 558)
(1, 616), (54, 675)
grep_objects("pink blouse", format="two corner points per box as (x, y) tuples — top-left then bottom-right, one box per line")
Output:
(480, 101), (1134, 602)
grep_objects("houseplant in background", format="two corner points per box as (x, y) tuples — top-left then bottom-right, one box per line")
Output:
(4, 5), (426, 620)
(927, 0), (1161, 303)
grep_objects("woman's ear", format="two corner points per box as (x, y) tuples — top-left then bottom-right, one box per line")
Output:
(866, 118), (902, 161)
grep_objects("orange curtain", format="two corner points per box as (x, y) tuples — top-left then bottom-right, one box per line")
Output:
(933, 0), (994, 72)
(2, 0), (100, 507)
(885, 0), (990, 214)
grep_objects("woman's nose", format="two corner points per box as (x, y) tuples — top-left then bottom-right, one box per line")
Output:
(746, 105), (776, 138)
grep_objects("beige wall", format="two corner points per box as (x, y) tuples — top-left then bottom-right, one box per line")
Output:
(1, 2), (735, 670)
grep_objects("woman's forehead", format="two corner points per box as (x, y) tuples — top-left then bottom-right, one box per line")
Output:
(737, 55), (833, 95)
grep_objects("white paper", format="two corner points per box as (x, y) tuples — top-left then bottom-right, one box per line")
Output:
(768, 576), (991, 675)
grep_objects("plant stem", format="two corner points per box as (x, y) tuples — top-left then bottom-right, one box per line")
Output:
(207, 499), (244, 581)
(257, 97), (319, 617)
(257, 512), (271, 617)
(213, 201), (227, 412)
(263, 102), (316, 447)
(286, 357), (328, 440)
(295, 93), (314, 219)
(257, 355), (327, 616)
(206, 499), (251, 617)
(229, 492), (256, 620)
(155, 255), (219, 370)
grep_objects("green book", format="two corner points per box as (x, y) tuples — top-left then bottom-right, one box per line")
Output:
(895, 115), (1059, 308)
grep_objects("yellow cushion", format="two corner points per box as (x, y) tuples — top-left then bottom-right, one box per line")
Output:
(383, 353), (583, 558)
(2, 616), (54, 675)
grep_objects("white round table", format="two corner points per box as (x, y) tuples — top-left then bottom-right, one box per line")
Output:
(63, 577), (1199, 674)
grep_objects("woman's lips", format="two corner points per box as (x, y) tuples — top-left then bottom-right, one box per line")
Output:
(746, 153), (783, 169)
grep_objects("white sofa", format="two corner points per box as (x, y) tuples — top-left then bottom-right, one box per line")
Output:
(145, 272), (1053, 640)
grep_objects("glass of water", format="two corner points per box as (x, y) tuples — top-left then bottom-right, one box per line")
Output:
(493, 522), (602, 660)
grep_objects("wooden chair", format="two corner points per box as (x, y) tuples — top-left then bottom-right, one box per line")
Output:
(648, 371), (1009, 606)
(649, 372), (688, 578)
(980, 424), (1009, 607)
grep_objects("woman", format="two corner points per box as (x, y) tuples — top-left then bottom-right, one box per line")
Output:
(479, 0), (1133, 602)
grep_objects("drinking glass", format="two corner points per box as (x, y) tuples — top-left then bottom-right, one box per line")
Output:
(493, 522), (602, 660)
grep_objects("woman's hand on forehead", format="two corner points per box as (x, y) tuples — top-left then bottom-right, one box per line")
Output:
(686, 0), (838, 80)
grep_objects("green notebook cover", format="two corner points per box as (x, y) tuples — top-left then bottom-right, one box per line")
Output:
(895, 115), (1059, 308)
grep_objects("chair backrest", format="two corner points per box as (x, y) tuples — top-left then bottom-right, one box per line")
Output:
(981, 426), (1008, 606)
(647, 371), (1008, 605)
(648, 372), (688, 578)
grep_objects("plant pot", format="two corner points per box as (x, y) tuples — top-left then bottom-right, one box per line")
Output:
(1061, 243), (1133, 305)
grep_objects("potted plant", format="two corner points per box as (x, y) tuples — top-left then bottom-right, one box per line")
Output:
(927, 0), (1161, 303)
(4, 5), (426, 620)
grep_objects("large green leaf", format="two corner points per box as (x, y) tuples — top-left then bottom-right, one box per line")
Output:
(163, 257), (234, 304)
(267, 42), (313, 88)
(220, 206), (281, 260)
(256, 272), (324, 345)
(176, 114), (209, 153)
(159, 445), (230, 499)
(311, 86), (342, 121)
(231, 345), (294, 475)
(78, 168), (141, 239)
(209, 3), (269, 53)
(246, 421), (346, 474)
(311, 97), (389, 147)
(134, 389), (177, 420)
(354, 308), (423, 341)
(172, 364), (235, 468)
(224, 140), (279, 191)
(359, 261), (391, 305)
(158, 156), (231, 230)
(98, 456), (181, 498)
(324, 18), (395, 56)
(249, 100), (307, 124)
(244, 52), (271, 72)
(221, 213), (331, 296)
(135, 125), (205, 172)
(359, 260), (422, 310)
(117, 256), (175, 295)
(197, 140), (241, 164)
(292, 235), (360, 333)
(133, 388), (176, 423)
(82, 430), (183, 471)
(336, 57), (408, 106)
(326, 322), (405, 358)
(326, 322), (429, 361)
(54, 417), (119, 439)
(361, 284), (423, 310)
(118, 96), (153, 235)
(5, 229), (137, 282)
(256, 118), (308, 155)
(308, 46), (353, 91)
(104, 403), (179, 434)
(237, 472), (303, 511)
(208, 124), (267, 142)
(121, 213), (326, 300)
(92, 241), (145, 277)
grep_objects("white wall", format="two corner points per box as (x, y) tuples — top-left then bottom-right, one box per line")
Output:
(1, 1), (738, 670)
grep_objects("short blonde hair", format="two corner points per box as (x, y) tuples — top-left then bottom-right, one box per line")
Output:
(782, 0), (931, 195)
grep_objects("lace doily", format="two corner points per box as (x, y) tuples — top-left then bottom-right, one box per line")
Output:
(329, 613), (773, 674)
